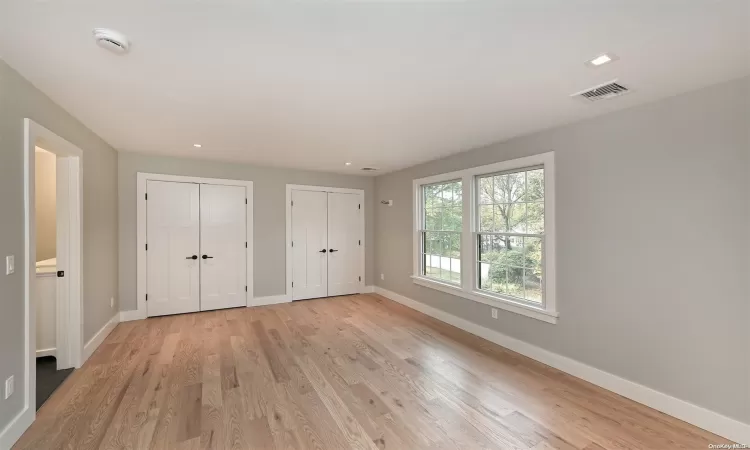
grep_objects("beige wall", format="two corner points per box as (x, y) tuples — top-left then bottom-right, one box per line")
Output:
(373, 76), (750, 424)
(0, 60), (119, 430)
(118, 152), (375, 311)
(35, 148), (56, 262)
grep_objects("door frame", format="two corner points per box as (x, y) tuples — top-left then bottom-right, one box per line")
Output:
(135, 173), (254, 319)
(21, 119), (84, 437)
(285, 184), (365, 300)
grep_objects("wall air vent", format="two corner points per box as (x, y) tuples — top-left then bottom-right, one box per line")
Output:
(572, 80), (629, 102)
(361, 167), (378, 172)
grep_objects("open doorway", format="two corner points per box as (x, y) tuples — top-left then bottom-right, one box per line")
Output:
(23, 119), (83, 417)
(33, 147), (74, 409)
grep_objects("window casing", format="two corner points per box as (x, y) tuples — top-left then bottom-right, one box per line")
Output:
(412, 152), (557, 324)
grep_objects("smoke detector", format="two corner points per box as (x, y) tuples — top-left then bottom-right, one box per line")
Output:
(93, 28), (130, 54)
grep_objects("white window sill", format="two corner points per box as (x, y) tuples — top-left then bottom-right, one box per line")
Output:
(411, 275), (558, 324)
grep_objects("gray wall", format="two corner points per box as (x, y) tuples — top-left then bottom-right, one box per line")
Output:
(118, 152), (375, 311)
(374, 76), (750, 424)
(0, 60), (119, 430)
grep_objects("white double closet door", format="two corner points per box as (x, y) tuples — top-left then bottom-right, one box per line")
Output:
(291, 189), (362, 300)
(146, 181), (247, 317)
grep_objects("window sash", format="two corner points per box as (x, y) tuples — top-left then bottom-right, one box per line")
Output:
(419, 230), (462, 285)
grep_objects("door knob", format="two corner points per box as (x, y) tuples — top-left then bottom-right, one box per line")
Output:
(202, 255), (214, 259)
(186, 255), (198, 260)
(319, 249), (327, 253)
(329, 249), (338, 253)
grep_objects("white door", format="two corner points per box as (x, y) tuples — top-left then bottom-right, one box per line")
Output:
(327, 193), (362, 296)
(146, 181), (200, 317)
(200, 184), (247, 311)
(291, 190), (328, 300)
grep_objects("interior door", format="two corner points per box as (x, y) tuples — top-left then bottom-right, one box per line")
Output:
(200, 184), (247, 311)
(327, 192), (362, 296)
(291, 190), (328, 300)
(146, 181), (200, 317)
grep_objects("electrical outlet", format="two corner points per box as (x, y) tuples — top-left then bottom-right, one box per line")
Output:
(5, 375), (14, 399)
(380, 273), (385, 280)
(491, 308), (498, 319)
(110, 297), (115, 308)
(5, 255), (14, 275)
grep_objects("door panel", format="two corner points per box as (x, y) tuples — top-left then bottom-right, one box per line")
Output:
(200, 184), (247, 311)
(146, 181), (200, 317)
(291, 190), (328, 300)
(327, 193), (362, 296)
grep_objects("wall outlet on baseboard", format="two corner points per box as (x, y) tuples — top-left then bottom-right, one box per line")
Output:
(4, 375), (14, 399)
(491, 308), (498, 319)
(380, 273), (385, 280)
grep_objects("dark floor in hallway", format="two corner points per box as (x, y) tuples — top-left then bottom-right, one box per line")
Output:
(36, 356), (73, 410)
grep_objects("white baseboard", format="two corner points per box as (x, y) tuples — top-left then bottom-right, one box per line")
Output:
(36, 348), (56, 358)
(82, 313), (119, 363)
(119, 309), (146, 322)
(373, 286), (750, 444)
(0, 405), (34, 450)
(361, 285), (374, 294)
(250, 294), (291, 307)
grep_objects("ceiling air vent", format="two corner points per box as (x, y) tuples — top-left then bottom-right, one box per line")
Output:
(92, 28), (131, 54)
(361, 167), (378, 172)
(572, 80), (629, 102)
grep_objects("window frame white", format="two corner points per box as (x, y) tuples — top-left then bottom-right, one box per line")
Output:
(417, 178), (464, 286)
(412, 151), (557, 324)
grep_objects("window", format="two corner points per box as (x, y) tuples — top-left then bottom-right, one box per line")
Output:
(412, 152), (557, 324)
(419, 180), (462, 284)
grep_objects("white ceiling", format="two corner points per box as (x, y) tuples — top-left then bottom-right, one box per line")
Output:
(1, 1), (748, 175)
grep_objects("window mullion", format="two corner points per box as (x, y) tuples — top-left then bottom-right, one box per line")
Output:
(461, 174), (474, 292)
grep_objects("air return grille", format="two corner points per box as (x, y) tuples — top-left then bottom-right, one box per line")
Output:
(572, 80), (629, 102)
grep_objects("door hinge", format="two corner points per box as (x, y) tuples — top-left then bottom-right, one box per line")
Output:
(358, 240), (361, 246)
(292, 281), (294, 288)
(291, 241), (294, 248)
(245, 198), (248, 204)
(359, 276), (361, 282)
(145, 243), (148, 251)
(245, 286), (247, 292)
(145, 193), (148, 200)
(245, 242), (247, 248)
(358, 204), (361, 210)
(291, 200), (294, 207)
(146, 294), (149, 301)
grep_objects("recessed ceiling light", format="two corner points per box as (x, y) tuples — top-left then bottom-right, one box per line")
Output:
(193, 144), (202, 148)
(586, 53), (618, 67)
(345, 162), (352, 166)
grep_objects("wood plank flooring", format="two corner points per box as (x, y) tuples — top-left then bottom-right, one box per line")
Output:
(15, 294), (729, 450)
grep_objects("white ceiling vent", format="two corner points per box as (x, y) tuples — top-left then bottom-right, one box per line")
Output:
(93, 28), (130, 54)
(361, 167), (378, 172)
(572, 80), (629, 102)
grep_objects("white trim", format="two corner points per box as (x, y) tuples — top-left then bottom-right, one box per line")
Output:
(250, 294), (291, 307)
(374, 286), (750, 445)
(136, 172), (254, 319)
(412, 151), (557, 323)
(119, 309), (147, 322)
(285, 184), (366, 300)
(14, 119), (85, 448)
(35, 348), (56, 358)
(361, 285), (374, 294)
(0, 407), (34, 450)
(82, 313), (119, 363)
(411, 276), (558, 324)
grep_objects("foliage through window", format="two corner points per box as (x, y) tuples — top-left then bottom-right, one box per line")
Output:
(477, 168), (544, 303)
(420, 180), (462, 284)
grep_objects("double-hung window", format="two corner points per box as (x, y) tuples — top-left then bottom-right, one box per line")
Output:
(413, 152), (557, 323)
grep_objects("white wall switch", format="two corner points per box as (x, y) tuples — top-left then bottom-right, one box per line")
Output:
(5, 375), (14, 399)
(110, 297), (115, 308)
(491, 308), (498, 319)
(380, 273), (385, 280)
(5, 255), (14, 275)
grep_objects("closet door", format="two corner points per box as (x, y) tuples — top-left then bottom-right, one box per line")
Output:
(291, 190), (328, 300)
(146, 181), (200, 317)
(200, 184), (247, 311)
(327, 192), (362, 296)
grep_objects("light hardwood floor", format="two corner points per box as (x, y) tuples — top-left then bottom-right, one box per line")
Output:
(15, 294), (728, 450)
